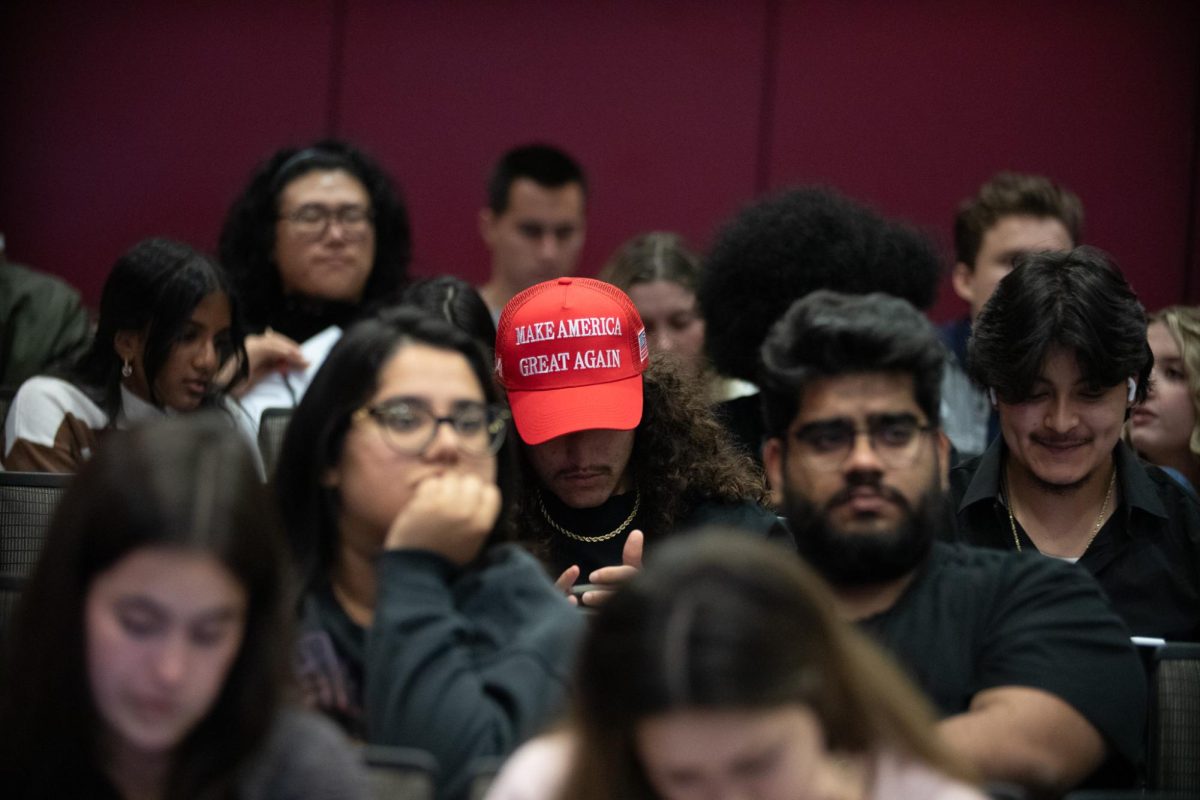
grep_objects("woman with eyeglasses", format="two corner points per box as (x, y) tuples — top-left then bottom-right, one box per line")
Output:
(217, 139), (412, 404)
(275, 306), (582, 800)
(2, 238), (255, 473)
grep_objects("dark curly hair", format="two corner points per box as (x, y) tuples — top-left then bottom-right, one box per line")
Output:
(516, 354), (767, 559)
(699, 186), (942, 382)
(218, 138), (412, 334)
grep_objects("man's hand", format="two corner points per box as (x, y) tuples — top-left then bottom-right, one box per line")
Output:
(384, 473), (501, 566)
(577, 529), (644, 607)
(554, 565), (582, 605)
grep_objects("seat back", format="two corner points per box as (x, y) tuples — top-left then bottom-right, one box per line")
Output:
(467, 756), (503, 800)
(363, 745), (438, 800)
(257, 407), (293, 479)
(1148, 642), (1200, 793)
(0, 572), (26, 651)
(0, 471), (72, 576)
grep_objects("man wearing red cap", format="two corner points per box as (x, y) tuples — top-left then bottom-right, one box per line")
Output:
(496, 278), (791, 597)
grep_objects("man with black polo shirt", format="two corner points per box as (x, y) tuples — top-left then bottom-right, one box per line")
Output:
(759, 290), (1145, 796)
(951, 247), (1200, 641)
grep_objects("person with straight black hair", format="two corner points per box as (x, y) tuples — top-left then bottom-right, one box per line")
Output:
(0, 414), (367, 799)
(3, 238), (253, 472)
(758, 290), (1145, 795)
(478, 143), (587, 316)
(400, 275), (497, 357)
(275, 306), (581, 800)
(951, 247), (1200, 641)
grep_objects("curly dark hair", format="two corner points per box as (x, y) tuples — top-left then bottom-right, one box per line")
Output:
(516, 354), (768, 559)
(218, 138), (412, 333)
(699, 186), (942, 382)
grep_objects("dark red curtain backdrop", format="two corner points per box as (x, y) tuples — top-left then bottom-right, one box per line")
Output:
(2, 0), (1197, 321)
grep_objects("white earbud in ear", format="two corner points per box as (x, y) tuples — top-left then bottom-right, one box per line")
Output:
(988, 387), (998, 408)
(1127, 377), (1137, 404)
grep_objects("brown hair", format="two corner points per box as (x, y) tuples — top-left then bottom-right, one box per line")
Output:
(562, 532), (976, 799)
(0, 414), (293, 798)
(954, 171), (1083, 268)
(598, 232), (702, 295)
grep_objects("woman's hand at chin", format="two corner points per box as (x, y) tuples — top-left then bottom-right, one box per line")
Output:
(383, 473), (501, 566)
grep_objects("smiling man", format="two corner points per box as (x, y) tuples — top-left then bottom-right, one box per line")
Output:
(759, 290), (1145, 795)
(951, 247), (1200, 641)
(495, 278), (788, 591)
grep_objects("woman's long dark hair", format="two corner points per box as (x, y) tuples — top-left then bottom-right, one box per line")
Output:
(274, 306), (518, 594)
(0, 414), (292, 799)
(66, 237), (247, 420)
(400, 275), (497, 358)
(218, 139), (412, 334)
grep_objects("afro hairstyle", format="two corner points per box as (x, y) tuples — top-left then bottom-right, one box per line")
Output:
(698, 186), (941, 382)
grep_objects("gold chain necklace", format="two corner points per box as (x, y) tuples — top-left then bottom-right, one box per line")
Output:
(537, 487), (640, 543)
(1005, 466), (1116, 555)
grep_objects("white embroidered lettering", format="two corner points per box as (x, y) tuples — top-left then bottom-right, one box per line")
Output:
(519, 352), (571, 376)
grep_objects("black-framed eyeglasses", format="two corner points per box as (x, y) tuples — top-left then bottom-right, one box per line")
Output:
(352, 398), (509, 457)
(279, 203), (373, 241)
(790, 413), (935, 471)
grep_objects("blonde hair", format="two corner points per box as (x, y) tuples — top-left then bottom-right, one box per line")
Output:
(1150, 305), (1200, 458)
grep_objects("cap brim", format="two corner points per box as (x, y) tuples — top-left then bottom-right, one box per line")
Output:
(508, 374), (644, 445)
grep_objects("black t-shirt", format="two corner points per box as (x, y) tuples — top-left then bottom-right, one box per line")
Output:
(859, 542), (1146, 775)
(949, 439), (1200, 641)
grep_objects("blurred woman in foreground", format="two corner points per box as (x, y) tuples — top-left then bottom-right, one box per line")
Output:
(488, 533), (984, 800)
(0, 414), (366, 799)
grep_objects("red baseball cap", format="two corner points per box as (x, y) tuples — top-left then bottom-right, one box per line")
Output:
(496, 278), (649, 445)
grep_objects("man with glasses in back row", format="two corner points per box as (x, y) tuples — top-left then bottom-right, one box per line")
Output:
(759, 290), (1145, 796)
